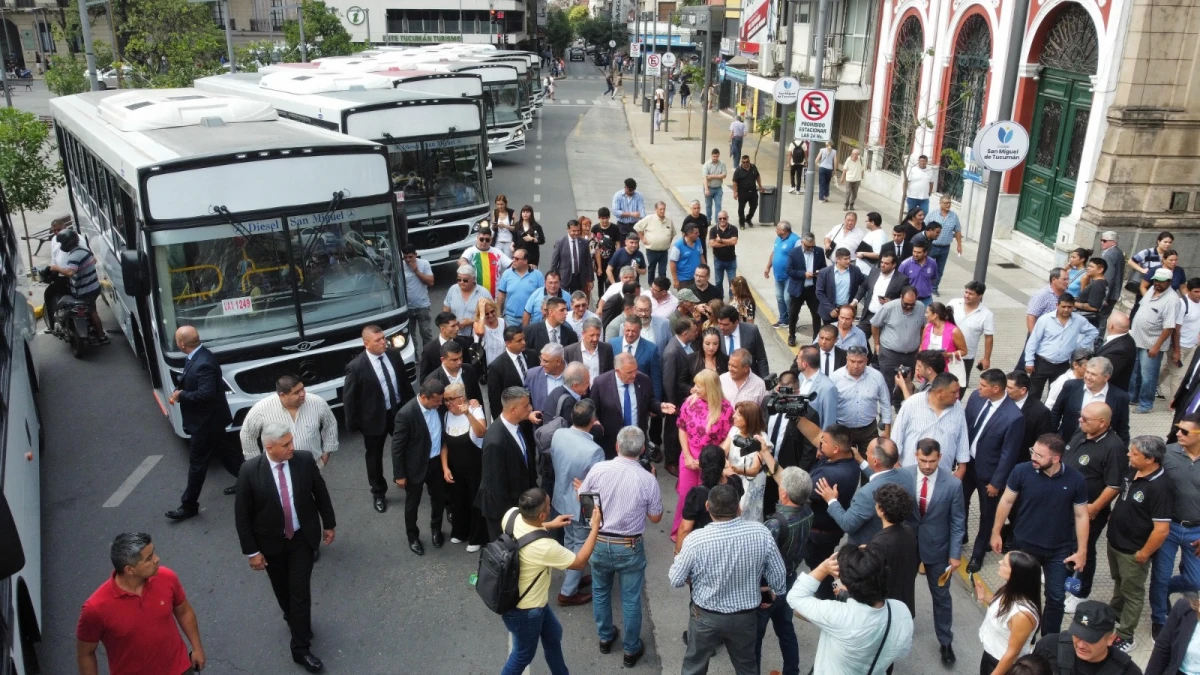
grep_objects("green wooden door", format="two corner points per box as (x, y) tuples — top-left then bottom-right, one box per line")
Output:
(1015, 70), (1092, 246)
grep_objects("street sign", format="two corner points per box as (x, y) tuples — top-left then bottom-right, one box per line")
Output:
(609, 40), (617, 48)
(772, 77), (800, 105)
(346, 6), (366, 25)
(647, 53), (661, 76)
(793, 88), (835, 141)
(630, 42), (642, 57)
(972, 121), (1030, 172)
(661, 52), (677, 68)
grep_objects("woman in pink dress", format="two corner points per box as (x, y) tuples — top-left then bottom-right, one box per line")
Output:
(919, 301), (968, 365)
(673, 369), (734, 538)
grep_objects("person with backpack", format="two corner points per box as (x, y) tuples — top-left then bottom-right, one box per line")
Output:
(1031, 600), (1143, 675)
(490, 487), (602, 675)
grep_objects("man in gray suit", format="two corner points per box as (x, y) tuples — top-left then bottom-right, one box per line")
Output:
(523, 343), (568, 412)
(814, 437), (914, 545)
(550, 398), (606, 606)
(634, 295), (672, 348)
(902, 438), (966, 666)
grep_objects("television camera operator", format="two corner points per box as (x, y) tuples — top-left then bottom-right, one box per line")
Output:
(761, 371), (821, 516)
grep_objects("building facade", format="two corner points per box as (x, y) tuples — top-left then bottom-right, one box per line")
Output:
(321, 0), (533, 46)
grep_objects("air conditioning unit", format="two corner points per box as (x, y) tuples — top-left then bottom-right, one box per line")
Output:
(773, 43), (786, 66)
(825, 45), (843, 63)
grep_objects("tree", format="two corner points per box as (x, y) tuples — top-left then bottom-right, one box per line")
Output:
(0, 108), (66, 278)
(283, 1), (354, 61)
(545, 9), (573, 58)
(753, 115), (781, 163)
(45, 55), (90, 96)
(121, 0), (225, 87)
(578, 18), (624, 53)
(567, 5), (589, 35)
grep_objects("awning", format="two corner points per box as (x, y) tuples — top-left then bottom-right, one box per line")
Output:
(725, 55), (752, 67)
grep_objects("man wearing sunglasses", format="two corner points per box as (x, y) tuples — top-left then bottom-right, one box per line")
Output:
(457, 228), (511, 300)
(1153, 412), (1200, 636)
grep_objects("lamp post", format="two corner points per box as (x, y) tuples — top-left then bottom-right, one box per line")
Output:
(772, 0), (796, 211)
(280, 3), (308, 62)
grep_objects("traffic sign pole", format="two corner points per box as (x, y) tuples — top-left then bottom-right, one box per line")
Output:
(773, 0), (797, 221)
(800, 0), (830, 237)
(664, 16), (672, 133)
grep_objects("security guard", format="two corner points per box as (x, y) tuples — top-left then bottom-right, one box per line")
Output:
(1032, 600), (1143, 675)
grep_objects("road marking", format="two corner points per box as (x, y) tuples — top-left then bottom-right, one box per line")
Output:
(535, 154), (542, 159)
(534, 194), (541, 203)
(104, 455), (163, 508)
(576, 99), (586, 104)
(534, 177), (541, 185)
(543, 104), (596, 108)
(535, 165), (541, 171)
(536, 145), (542, 150)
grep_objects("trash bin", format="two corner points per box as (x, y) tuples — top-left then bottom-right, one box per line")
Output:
(758, 186), (779, 224)
(642, 95), (652, 113)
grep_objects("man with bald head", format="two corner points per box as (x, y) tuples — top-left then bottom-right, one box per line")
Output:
(543, 362), (591, 422)
(166, 326), (243, 520)
(720, 348), (767, 405)
(1094, 311), (1136, 391)
(524, 343), (568, 412)
(1052, 356), (1131, 445)
(1061, 400), (1126, 610)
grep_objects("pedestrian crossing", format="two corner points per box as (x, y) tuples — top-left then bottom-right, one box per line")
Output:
(540, 97), (622, 107)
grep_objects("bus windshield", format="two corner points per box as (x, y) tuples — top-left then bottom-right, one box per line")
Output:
(151, 203), (403, 349)
(482, 83), (521, 126)
(388, 136), (487, 219)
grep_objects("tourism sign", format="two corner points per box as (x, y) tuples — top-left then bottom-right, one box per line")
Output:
(346, 6), (366, 25)
(661, 52), (677, 68)
(793, 88), (836, 141)
(972, 121), (1030, 172)
(647, 53), (661, 76)
(772, 77), (800, 105)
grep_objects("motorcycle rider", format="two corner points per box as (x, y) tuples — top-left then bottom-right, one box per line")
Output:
(42, 215), (73, 330)
(48, 228), (109, 345)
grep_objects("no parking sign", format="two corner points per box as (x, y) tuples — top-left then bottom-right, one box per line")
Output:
(793, 88), (836, 141)
(647, 53), (661, 76)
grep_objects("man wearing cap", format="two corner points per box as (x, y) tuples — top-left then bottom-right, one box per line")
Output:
(1032, 600), (1143, 675)
(1129, 267), (1179, 414)
(669, 288), (701, 331)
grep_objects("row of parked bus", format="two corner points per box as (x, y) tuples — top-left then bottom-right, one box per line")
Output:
(45, 44), (541, 443)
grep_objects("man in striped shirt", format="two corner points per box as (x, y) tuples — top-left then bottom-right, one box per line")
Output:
(239, 375), (339, 469)
(50, 228), (108, 344)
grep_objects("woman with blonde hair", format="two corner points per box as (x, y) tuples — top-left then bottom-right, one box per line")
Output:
(729, 276), (756, 323)
(672, 369), (734, 539)
(473, 298), (506, 365)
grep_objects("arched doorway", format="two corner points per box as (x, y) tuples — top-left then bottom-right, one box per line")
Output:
(882, 16), (925, 173)
(0, 20), (23, 71)
(1014, 3), (1098, 245)
(937, 14), (991, 199)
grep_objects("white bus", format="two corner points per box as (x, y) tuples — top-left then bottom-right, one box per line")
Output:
(0, 186), (45, 674)
(450, 47), (544, 107)
(374, 50), (533, 130)
(194, 71), (491, 266)
(50, 89), (416, 436)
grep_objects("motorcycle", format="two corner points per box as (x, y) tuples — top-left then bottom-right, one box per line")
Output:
(38, 266), (99, 358)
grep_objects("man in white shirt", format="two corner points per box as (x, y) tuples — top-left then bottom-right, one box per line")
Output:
(719, 349), (767, 405)
(648, 278), (679, 319)
(905, 155), (936, 216)
(240, 375), (339, 469)
(947, 280), (996, 388)
(1161, 281), (1200, 398)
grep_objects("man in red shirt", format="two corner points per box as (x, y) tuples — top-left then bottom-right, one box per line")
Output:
(77, 533), (205, 675)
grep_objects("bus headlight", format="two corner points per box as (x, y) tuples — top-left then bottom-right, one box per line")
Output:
(473, 218), (489, 232)
(390, 332), (408, 350)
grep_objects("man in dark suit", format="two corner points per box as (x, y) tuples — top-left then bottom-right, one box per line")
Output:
(1094, 311), (1136, 391)
(564, 316), (614, 377)
(878, 225), (913, 264)
(523, 296), (578, 354)
(715, 305), (769, 377)
(902, 440), (967, 666)
(419, 312), (470, 380)
(427, 340), (484, 412)
(234, 422), (335, 672)
(609, 314), (664, 401)
(166, 326), (242, 521)
(853, 251), (907, 331)
(487, 325), (531, 419)
(962, 369), (1026, 573)
(1051, 357), (1131, 445)
(1169, 347), (1200, 443)
(661, 318), (699, 474)
(476, 386), (540, 540)
(549, 219), (594, 294)
(343, 324), (416, 514)
(785, 231), (826, 345)
(391, 378), (447, 556)
(543, 362), (592, 422)
(592, 353), (676, 458)
(816, 437), (914, 545)
(813, 325), (847, 376)
(1008, 370), (1053, 464)
(523, 342), (567, 412)
(815, 248), (867, 324)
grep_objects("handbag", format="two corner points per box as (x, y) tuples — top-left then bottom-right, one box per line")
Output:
(947, 352), (967, 386)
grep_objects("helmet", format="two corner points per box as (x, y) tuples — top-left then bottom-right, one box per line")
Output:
(55, 228), (79, 251)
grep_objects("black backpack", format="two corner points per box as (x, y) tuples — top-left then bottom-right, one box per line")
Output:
(476, 510), (554, 614)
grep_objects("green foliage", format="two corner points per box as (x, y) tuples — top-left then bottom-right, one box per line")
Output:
(546, 9), (573, 57)
(45, 55), (90, 97)
(752, 115), (781, 163)
(92, 41), (115, 71)
(681, 63), (703, 87)
(283, 1), (354, 61)
(121, 0), (224, 73)
(567, 5), (590, 34)
(52, 0), (107, 56)
(0, 108), (66, 216)
(578, 18), (624, 52)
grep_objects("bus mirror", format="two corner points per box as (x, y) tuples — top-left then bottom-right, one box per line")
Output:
(0, 492), (26, 578)
(121, 250), (149, 296)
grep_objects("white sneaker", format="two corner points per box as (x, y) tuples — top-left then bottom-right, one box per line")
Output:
(1063, 594), (1081, 614)
(450, 537), (464, 544)
(1113, 637), (1136, 653)
(466, 544), (481, 553)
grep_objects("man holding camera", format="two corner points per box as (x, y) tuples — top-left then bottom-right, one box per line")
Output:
(576, 426), (663, 667)
(793, 346), (840, 428)
(895, 349), (947, 401)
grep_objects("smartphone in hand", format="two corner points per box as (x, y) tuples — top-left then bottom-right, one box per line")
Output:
(579, 492), (602, 527)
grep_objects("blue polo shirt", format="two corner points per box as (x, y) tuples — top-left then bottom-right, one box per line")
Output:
(523, 287), (571, 323)
(772, 232), (800, 280)
(1006, 461), (1089, 551)
(497, 268), (544, 326)
(808, 457), (861, 533)
(670, 238), (704, 282)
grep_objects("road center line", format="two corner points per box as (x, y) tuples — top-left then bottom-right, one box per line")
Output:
(534, 194), (541, 203)
(534, 177), (541, 185)
(103, 455), (163, 508)
(535, 165), (541, 171)
(536, 154), (542, 159)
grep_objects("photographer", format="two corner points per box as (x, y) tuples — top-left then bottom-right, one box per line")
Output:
(722, 401), (772, 522)
(794, 346), (840, 427)
(896, 349), (946, 401)
(576, 426), (663, 666)
(763, 372), (820, 516)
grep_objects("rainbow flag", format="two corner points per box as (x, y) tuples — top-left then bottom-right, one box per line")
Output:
(470, 250), (504, 299)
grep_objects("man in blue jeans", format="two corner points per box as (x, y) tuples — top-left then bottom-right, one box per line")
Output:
(764, 221), (800, 329)
(500, 488), (602, 675)
(990, 433), (1089, 636)
(703, 149), (727, 222)
(753, 462), (813, 675)
(1152, 413), (1200, 635)
(1129, 268), (1178, 413)
(577, 425), (665, 667)
(708, 210), (738, 297)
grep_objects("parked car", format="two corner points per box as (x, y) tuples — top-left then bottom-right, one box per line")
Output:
(97, 65), (135, 90)
(569, 47), (585, 61)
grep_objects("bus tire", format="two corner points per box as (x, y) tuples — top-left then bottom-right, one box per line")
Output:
(17, 580), (41, 673)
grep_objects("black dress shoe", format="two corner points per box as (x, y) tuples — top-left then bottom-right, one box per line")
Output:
(409, 540), (425, 556)
(223, 485), (237, 495)
(787, 335), (796, 347)
(292, 651), (323, 673)
(312, 548), (320, 563)
(623, 643), (645, 667)
(432, 531), (445, 548)
(599, 627), (620, 654)
(165, 507), (198, 521)
(373, 496), (387, 513)
(940, 644), (956, 666)
(965, 556), (984, 574)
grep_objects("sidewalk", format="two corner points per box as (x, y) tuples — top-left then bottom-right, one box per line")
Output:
(620, 91), (1170, 663)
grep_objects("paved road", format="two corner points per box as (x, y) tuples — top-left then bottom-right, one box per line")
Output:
(33, 66), (988, 674)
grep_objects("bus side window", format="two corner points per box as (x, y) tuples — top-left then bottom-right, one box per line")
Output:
(116, 185), (135, 249)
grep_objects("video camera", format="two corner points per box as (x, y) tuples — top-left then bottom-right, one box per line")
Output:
(761, 376), (817, 418)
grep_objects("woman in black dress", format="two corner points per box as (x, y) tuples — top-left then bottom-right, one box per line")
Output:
(866, 483), (920, 617)
(674, 444), (743, 554)
(439, 383), (489, 550)
(688, 327), (729, 381)
(511, 204), (545, 267)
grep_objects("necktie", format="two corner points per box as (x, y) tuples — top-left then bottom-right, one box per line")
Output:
(823, 352), (831, 376)
(277, 463), (295, 539)
(379, 355), (398, 409)
(684, 342), (694, 355)
(919, 476), (928, 517)
(727, 335), (734, 355)
(551, 327), (559, 344)
(627, 343), (634, 355)
(770, 414), (785, 448)
(517, 353), (528, 378)
(623, 383), (634, 427)
(973, 401), (992, 437)
(515, 427), (527, 464)
(570, 239), (578, 274)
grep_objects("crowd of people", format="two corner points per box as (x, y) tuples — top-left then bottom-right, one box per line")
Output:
(72, 165), (1200, 675)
